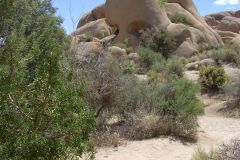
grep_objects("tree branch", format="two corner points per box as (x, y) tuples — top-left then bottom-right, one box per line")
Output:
(8, 94), (33, 120)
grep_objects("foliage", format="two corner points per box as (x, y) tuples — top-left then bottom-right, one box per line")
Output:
(116, 78), (203, 140)
(137, 46), (165, 69)
(165, 56), (185, 77)
(158, 0), (167, 8)
(0, 0), (95, 159)
(199, 66), (228, 91)
(84, 31), (93, 42)
(192, 149), (216, 160)
(210, 44), (240, 65)
(170, 12), (189, 24)
(140, 28), (176, 58)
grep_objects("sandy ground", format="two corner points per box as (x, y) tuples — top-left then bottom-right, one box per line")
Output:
(96, 72), (240, 160)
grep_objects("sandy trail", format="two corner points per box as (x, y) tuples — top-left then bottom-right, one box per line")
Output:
(96, 73), (240, 160)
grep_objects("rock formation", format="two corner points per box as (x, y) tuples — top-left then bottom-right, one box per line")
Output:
(205, 10), (240, 47)
(72, 0), (224, 57)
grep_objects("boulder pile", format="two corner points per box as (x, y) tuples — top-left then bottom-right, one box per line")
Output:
(72, 0), (232, 58)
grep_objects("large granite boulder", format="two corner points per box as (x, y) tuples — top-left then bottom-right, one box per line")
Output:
(73, 0), (223, 57)
(72, 19), (113, 39)
(205, 10), (240, 47)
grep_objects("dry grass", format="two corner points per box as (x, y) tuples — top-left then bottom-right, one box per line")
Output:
(217, 139), (240, 160)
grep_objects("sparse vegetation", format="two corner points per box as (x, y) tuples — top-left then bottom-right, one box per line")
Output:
(78, 53), (203, 141)
(222, 74), (240, 117)
(192, 149), (216, 160)
(193, 139), (240, 160)
(199, 66), (228, 91)
(140, 28), (176, 58)
(170, 12), (189, 24)
(210, 44), (240, 65)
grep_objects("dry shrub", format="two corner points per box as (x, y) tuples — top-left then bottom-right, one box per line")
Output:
(217, 139), (240, 160)
(222, 75), (240, 117)
(192, 139), (240, 160)
(94, 130), (122, 148)
(77, 54), (202, 145)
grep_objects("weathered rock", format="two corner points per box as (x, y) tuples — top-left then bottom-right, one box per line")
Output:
(105, 0), (171, 46)
(73, 0), (223, 57)
(77, 12), (95, 29)
(218, 16), (240, 33)
(231, 36), (240, 47)
(186, 58), (217, 70)
(206, 11), (240, 33)
(77, 4), (106, 28)
(165, 2), (222, 46)
(108, 46), (127, 58)
(128, 53), (141, 63)
(72, 19), (112, 39)
(206, 10), (240, 46)
(164, 1), (222, 56)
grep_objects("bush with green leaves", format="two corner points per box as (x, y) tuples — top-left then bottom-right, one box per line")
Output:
(170, 12), (189, 24)
(140, 28), (176, 58)
(0, 0), (95, 159)
(136, 46), (165, 69)
(199, 66), (228, 91)
(158, 0), (167, 7)
(115, 78), (203, 140)
(211, 44), (240, 65)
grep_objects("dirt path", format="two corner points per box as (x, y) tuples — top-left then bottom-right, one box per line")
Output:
(96, 72), (240, 160)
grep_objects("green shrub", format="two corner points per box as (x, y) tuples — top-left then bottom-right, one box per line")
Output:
(211, 44), (240, 65)
(137, 46), (165, 69)
(116, 78), (203, 140)
(0, 0), (95, 159)
(199, 66), (228, 91)
(166, 56), (185, 77)
(82, 31), (93, 42)
(122, 59), (138, 74)
(170, 12), (189, 24)
(126, 47), (134, 54)
(158, 0), (167, 7)
(140, 28), (176, 58)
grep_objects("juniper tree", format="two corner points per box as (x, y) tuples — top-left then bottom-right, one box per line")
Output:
(0, 0), (95, 159)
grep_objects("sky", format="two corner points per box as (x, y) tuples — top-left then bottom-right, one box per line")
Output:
(52, 0), (240, 34)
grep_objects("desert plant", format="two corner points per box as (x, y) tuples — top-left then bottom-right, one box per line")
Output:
(170, 12), (189, 24)
(84, 31), (93, 42)
(165, 56), (185, 77)
(193, 139), (240, 160)
(136, 46), (165, 70)
(211, 44), (240, 65)
(217, 139), (240, 160)
(140, 28), (176, 58)
(158, 0), (167, 7)
(116, 78), (202, 140)
(122, 59), (138, 74)
(192, 149), (216, 160)
(199, 66), (228, 91)
(0, 0), (95, 159)
(222, 74), (240, 117)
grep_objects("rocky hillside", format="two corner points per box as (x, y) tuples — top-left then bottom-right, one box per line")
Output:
(205, 10), (240, 47)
